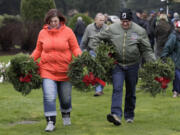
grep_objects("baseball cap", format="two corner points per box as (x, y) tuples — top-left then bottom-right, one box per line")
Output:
(159, 8), (165, 13)
(119, 8), (133, 21)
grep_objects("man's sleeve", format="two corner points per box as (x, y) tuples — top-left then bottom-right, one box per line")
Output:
(91, 26), (112, 50)
(80, 26), (89, 50)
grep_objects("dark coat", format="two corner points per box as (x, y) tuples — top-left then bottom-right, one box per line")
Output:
(74, 20), (86, 36)
(161, 30), (180, 69)
(155, 19), (171, 57)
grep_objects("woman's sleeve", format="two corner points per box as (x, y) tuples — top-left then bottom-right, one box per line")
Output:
(31, 32), (43, 61)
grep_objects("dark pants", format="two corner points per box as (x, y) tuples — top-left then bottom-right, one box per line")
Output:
(76, 35), (83, 45)
(111, 63), (139, 120)
(173, 68), (180, 93)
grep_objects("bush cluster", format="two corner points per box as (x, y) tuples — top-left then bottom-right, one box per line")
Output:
(0, 14), (24, 51)
(0, 0), (94, 53)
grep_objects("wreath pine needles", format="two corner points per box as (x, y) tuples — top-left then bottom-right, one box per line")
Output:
(139, 58), (175, 96)
(7, 53), (42, 95)
(68, 51), (106, 91)
(95, 42), (118, 83)
(68, 41), (119, 91)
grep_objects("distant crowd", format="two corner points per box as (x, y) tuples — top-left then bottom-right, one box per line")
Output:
(74, 7), (180, 58)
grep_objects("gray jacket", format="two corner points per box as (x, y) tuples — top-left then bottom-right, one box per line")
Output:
(80, 23), (107, 51)
(92, 22), (156, 66)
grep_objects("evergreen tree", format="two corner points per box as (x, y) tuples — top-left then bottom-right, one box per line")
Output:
(20, 0), (56, 52)
(20, 0), (56, 23)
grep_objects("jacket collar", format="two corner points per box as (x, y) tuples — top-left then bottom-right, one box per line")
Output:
(43, 22), (65, 33)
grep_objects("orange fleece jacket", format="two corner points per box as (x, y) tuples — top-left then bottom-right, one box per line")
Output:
(31, 23), (82, 81)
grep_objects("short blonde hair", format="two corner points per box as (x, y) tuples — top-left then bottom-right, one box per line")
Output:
(159, 14), (168, 22)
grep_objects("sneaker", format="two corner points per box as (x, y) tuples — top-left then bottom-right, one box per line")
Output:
(173, 91), (178, 98)
(62, 117), (71, 126)
(94, 91), (104, 96)
(45, 121), (55, 132)
(107, 114), (121, 126)
(126, 118), (134, 123)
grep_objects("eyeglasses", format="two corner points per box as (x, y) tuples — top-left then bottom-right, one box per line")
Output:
(121, 20), (131, 23)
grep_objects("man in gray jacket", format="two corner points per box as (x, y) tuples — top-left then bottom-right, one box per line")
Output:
(80, 13), (107, 96)
(92, 8), (155, 125)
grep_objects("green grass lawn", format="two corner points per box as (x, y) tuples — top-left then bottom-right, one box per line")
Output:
(1, 55), (180, 135)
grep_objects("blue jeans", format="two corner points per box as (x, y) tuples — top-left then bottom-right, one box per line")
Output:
(89, 50), (104, 93)
(42, 78), (72, 116)
(111, 63), (139, 120)
(173, 69), (180, 93)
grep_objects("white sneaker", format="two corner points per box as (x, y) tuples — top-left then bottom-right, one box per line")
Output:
(45, 121), (55, 132)
(62, 117), (71, 126)
(126, 119), (134, 123)
(173, 91), (178, 98)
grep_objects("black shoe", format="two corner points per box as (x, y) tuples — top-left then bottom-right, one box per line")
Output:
(107, 114), (121, 126)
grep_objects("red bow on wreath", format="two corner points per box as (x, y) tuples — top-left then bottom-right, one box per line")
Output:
(19, 74), (32, 83)
(154, 77), (170, 89)
(82, 72), (106, 87)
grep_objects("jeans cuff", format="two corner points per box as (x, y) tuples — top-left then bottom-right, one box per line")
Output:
(44, 111), (57, 116)
(61, 108), (72, 113)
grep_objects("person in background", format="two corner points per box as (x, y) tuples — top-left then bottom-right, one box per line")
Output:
(156, 8), (166, 26)
(104, 13), (109, 24)
(74, 16), (86, 45)
(171, 12), (180, 28)
(132, 9), (144, 26)
(80, 13), (107, 96)
(31, 9), (82, 132)
(92, 8), (155, 126)
(172, 12), (179, 23)
(161, 21), (180, 98)
(147, 10), (157, 49)
(155, 14), (171, 58)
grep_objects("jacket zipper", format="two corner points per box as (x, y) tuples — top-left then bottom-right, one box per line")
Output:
(123, 32), (127, 65)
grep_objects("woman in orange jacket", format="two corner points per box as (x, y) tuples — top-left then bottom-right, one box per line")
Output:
(31, 9), (82, 132)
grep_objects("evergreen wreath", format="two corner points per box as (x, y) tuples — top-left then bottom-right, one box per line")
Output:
(95, 41), (119, 83)
(7, 53), (42, 95)
(68, 51), (106, 91)
(139, 58), (175, 96)
(68, 41), (118, 91)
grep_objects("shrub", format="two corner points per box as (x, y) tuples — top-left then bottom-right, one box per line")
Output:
(21, 21), (41, 52)
(0, 14), (24, 51)
(68, 13), (93, 30)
